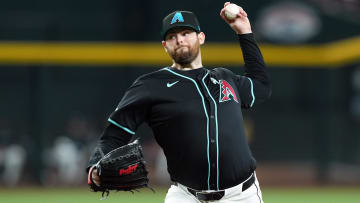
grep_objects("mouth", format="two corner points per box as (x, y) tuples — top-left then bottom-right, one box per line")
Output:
(176, 46), (188, 52)
(177, 46), (186, 49)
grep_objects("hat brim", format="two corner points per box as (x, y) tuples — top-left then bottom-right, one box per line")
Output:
(162, 24), (200, 40)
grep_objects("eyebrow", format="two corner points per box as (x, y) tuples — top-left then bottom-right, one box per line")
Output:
(167, 29), (195, 35)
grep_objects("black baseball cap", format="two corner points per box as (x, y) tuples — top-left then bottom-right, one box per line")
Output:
(161, 11), (201, 40)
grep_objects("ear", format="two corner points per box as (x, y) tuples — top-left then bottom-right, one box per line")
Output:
(161, 41), (168, 52)
(198, 32), (205, 45)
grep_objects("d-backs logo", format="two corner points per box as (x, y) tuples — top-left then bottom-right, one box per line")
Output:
(219, 80), (239, 103)
(171, 12), (184, 24)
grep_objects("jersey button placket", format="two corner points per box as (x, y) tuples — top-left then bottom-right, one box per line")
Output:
(197, 74), (218, 190)
(208, 96), (218, 190)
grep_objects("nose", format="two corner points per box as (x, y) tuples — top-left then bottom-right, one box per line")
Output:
(175, 33), (185, 44)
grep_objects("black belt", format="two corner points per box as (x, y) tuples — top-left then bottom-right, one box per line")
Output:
(178, 174), (255, 201)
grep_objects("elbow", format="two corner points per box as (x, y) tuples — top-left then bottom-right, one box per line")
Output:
(258, 82), (272, 102)
(266, 83), (272, 99)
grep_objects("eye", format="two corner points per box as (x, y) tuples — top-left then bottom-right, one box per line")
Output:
(166, 35), (176, 40)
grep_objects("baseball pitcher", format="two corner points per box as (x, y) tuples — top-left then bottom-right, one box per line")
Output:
(87, 2), (271, 202)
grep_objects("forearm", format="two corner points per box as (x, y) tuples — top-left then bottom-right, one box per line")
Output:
(238, 33), (270, 85)
(238, 33), (272, 103)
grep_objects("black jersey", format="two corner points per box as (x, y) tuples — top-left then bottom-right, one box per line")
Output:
(88, 33), (271, 190)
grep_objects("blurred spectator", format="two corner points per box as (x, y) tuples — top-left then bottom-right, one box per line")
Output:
(0, 118), (27, 187)
(42, 114), (98, 186)
(307, 0), (360, 20)
(1, 145), (26, 187)
(141, 137), (171, 186)
(153, 149), (170, 185)
(256, 1), (321, 44)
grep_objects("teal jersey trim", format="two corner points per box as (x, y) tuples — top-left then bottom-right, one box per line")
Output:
(108, 118), (135, 135)
(247, 78), (255, 107)
(165, 68), (211, 190)
(202, 71), (220, 190)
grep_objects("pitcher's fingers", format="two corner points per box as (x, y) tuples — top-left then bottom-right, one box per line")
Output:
(93, 176), (100, 183)
(220, 8), (226, 19)
(92, 171), (101, 185)
(92, 173), (100, 180)
(240, 9), (247, 17)
(220, 7), (225, 15)
(92, 169), (99, 179)
(237, 10), (248, 18)
(220, 8), (231, 23)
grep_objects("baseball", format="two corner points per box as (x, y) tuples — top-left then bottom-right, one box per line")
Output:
(224, 3), (240, 20)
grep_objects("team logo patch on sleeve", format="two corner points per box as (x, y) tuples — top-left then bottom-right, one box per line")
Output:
(219, 80), (239, 103)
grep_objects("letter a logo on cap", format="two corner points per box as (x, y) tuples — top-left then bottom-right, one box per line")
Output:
(171, 12), (184, 24)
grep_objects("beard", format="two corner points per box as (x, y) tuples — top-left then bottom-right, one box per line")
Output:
(169, 40), (200, 66)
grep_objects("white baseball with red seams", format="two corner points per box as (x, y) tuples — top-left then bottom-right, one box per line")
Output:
(224, 3), (240, 20)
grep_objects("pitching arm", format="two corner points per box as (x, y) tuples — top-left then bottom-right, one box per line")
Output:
(220, 2), (271, 108)
(234, 33), (272, 108)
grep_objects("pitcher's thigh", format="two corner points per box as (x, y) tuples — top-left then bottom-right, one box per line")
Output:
(165, 185), (200, 203)
(221, 181), (264, 203)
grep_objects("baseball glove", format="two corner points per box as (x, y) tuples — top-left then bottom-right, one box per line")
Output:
(88, 140), (150, 198)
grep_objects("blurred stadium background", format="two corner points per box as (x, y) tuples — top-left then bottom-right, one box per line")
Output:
(0, 0), (360, 202)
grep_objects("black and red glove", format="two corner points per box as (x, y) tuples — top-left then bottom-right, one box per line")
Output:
(88, 140), (149, 197)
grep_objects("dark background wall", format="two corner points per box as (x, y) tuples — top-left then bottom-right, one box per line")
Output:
(0, 0), (360, 186)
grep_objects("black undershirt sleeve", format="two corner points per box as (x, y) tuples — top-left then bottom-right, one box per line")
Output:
(235, 33), (272, 108)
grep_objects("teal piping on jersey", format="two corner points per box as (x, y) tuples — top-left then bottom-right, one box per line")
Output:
(202, 71), (220, 190)
(247, 78), (255, 107)
(164, 67), (211, 190)
(108, 118), (135, 135)
(218, 81), (222, 103)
